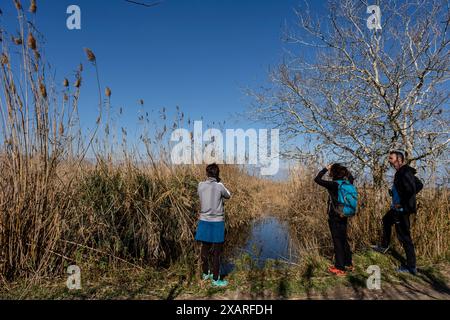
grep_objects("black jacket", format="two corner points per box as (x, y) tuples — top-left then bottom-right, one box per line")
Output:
(393, 165), (423, 214)
(314, 168), (354, 220)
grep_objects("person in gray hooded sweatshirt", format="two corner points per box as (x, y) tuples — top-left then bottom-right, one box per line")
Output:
(195, 163), (231, 287)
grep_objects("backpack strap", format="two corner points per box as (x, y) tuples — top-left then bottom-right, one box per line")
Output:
(329, 180), (344, 215)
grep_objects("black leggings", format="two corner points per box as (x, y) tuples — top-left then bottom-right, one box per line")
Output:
(328, 217), (352, 270)
(200, 242), (223, 281)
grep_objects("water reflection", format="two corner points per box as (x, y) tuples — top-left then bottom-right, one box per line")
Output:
(222, 215), (298, 275)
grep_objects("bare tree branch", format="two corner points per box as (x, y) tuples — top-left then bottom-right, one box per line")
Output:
(247, 0), (450, 185)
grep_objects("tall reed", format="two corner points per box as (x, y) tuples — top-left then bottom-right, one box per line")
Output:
(0, 3), (261, 282)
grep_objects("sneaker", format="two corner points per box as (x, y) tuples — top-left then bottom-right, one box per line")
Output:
(345, 265), (355, 272)
(397, 266), (417, 275)
(211, 278), (228, 287)
(371, 245), (389, 254)
(202, 272), (213, 281)
(328, 266), (347, 276)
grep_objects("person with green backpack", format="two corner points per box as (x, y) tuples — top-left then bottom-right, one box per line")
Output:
(314, 164), (358, 276)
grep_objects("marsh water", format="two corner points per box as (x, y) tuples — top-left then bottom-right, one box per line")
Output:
(222, 215), (299, 274)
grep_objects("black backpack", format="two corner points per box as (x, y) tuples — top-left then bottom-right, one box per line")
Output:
(414, 176), (423, 194)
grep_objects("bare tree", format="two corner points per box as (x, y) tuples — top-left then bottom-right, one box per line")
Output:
(249, 0), (449, 186)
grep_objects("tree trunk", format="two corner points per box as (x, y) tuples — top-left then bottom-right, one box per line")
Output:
(372, 164), (388, 216)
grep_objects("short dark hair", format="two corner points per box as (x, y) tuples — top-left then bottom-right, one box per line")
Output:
(329, 163), (352, 181)
(389, 150), (405, 162)
(206, 163), (220, 179)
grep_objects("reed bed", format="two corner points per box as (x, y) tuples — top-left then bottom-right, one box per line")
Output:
(0, 2), (261, 282)
(0, 1), (447, 287)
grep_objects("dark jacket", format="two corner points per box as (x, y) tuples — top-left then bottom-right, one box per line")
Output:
(314, 168), (355, 220)
(393, 165), (423, 214)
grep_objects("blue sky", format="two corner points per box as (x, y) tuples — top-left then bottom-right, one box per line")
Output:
(4, 1), (445, 181)
(2, 0), (327, 135)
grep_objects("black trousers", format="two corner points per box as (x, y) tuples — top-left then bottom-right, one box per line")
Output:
(200, 242), (223, 281)
(382, 209), (416, 268)
(328, 217), (352, 270)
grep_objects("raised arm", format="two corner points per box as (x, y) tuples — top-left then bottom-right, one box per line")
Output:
(314, 168), (336, 191)
(218, 182), (231, 199)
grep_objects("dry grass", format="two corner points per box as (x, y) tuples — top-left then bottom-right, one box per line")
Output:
(284, 165), (450, 262)
(0, 5), (261, 283)
(1, 1), (448, 292)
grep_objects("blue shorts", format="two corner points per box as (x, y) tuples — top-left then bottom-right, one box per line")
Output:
(195, 220), (225, 243)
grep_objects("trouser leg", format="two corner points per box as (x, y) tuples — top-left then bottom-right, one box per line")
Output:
(382, 210), (396, 248)
(329, 219), (347, 271)
(343, 225), (353, 267)
(395, 214), (416, 269)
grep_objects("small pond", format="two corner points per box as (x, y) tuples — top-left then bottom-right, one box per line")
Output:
(222, 215), (299, 274)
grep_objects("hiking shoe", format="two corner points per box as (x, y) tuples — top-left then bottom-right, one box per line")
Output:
(397, 266), (417, 275)
(211, 278), (228, 287)
(202, 272), (213, 281)
(371, 245), (389, 254)
(328, 266), (347, 276)
(345, 265), (355, 272)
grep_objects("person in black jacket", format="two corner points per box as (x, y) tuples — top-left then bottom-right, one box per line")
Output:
(372, 151), (423, 275)
(314, 163), (354, 276)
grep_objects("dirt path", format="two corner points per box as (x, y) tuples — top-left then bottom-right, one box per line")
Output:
(312, 285), (448, 300)
(299, 276), (450, 300)
(178, 265), (450, 300)
(198, 281), (450, 300)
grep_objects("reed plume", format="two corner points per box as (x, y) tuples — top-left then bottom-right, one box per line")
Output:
(0, 53), (8, 65)
(39, 80), (47, 98)
(84, 48), (96, 63)
(27, 33), (37, 50)
(29, 0), (37, 13)
(14, 0), (22, 11)
(12, 36), (23, 45)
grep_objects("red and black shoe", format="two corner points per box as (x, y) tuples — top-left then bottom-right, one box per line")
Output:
(328, 265), (347, 276)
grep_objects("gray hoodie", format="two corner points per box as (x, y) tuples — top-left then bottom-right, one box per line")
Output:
(198, 177), (231, 222)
